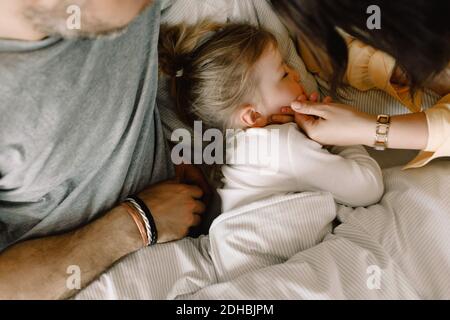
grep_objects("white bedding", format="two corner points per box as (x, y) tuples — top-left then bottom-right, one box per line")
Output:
(77, 160), (450, 299)
(76, 0), (449, 299)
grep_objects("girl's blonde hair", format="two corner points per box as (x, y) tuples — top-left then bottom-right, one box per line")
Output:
(159, 20), (277, 130)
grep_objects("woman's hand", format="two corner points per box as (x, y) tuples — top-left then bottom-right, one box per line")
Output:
(280, 100), (429, 150)
(281, 100), (377, 147)
(269, 92), (331, 125)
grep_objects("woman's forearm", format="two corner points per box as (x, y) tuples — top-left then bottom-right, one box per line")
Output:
(388, 112), (429, 150)
(0, 206), (143, 300)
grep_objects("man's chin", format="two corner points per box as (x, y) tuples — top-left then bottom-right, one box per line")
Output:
(25, 14), (128, 39)
(54, 25), (129, 40)
(23, 5), (130, 40)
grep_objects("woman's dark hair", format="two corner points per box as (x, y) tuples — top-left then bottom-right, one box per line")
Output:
(272, 0), (450, 95)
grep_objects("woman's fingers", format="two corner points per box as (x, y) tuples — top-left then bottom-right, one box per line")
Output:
(296, 93), (332, 104)
(276, 95), (333, 126)
(291, 101), (329, 119)
(294, 113), (318, 135)
(270, 114), (295, 124)
(295, 113), (315, 125)
(309, 92), (319, 102)
(296, 94), (308, 103)
(280, 107), (295, 115)
(253, 115), (269, 128)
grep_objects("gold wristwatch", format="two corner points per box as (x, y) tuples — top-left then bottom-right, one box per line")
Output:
(374, 115), (391, 151)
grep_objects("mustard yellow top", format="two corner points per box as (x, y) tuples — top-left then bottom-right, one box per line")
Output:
(299, 36), (450, 169)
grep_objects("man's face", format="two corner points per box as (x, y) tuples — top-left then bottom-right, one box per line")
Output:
(24, 0), (153, 38)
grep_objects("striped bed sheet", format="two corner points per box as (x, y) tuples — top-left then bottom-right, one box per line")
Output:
(77, 160), (450, 299)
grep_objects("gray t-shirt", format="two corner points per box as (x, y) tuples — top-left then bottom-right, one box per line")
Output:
(0, 2), (174, 251)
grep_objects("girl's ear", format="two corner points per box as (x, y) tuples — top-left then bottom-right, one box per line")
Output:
(239, 104), (261, 127)
(239, 104), (269, 128)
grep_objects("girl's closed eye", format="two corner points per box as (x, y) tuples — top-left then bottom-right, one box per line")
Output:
(282, 65), (290, 79)
(282, 63), (297, 80)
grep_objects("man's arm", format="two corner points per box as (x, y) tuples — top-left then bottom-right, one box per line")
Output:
(0, 176), (208, 300)
(0, 205), (142, 300)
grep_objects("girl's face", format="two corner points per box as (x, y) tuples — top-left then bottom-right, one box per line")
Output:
(237, 46), (305, 127)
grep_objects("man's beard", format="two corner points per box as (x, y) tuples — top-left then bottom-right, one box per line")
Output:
(22, 0), (129, 39)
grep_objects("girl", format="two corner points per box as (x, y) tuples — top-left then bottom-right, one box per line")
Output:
(159, 21), (384, 212)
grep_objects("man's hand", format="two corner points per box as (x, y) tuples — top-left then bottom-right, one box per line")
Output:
(137, 180), (207, 244)
(135, 164), (211, 244)
(175, 163), (212, 204)
(0, 165), (211, 299)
